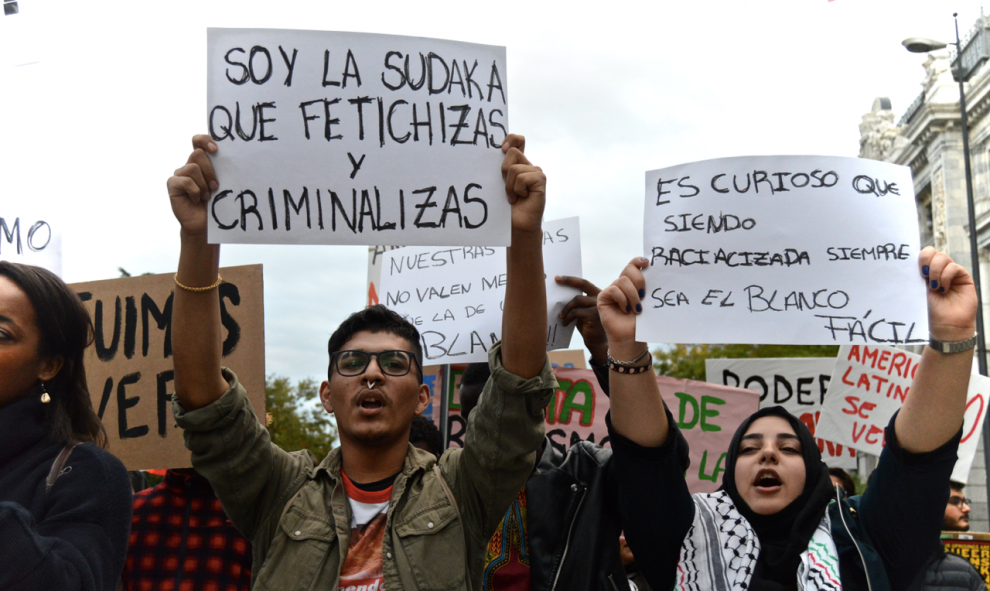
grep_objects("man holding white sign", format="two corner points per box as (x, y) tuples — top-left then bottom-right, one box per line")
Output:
(166, 131), (554, 591)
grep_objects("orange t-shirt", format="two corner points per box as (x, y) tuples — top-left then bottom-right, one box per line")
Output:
(339, 472), (392, 591)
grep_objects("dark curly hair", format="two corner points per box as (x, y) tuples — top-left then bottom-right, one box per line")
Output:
(326, 304), (423, 384)
(0, 262), (107, 447)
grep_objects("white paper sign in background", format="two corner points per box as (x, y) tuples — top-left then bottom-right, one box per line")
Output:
(705, 357), (856, 469)
(0, 212), (61, 277)
(816, 345), (986, 483)
(637, 156), (926, 345)
(206, 29), (509, 247)
(380, 217), (582, 365)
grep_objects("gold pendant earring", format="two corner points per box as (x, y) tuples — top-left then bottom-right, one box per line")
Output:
(40, 381), (50, 404)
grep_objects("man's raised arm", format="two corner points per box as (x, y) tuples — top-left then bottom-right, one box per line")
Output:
(167, 134), (229, 410)
(500, 134), (547, 375)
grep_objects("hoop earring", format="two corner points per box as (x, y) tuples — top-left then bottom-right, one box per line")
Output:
(40, 381), (50, 404)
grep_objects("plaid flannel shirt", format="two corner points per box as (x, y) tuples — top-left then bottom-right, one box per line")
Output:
(122, 470), (252, 591)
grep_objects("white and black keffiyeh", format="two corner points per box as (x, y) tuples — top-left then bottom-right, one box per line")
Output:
(675, 491), (842, 591)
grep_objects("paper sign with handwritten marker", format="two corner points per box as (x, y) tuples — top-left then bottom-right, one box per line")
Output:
(0, 212), (61, 277)
(207, 28), (509, 246)
(380, 217), (581, 365)
(705, 357), (856, 469)
(637, 156), (926, 345)
(815, 344), (986, 483)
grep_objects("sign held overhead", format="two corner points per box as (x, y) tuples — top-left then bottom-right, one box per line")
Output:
(637, 156), (926, 345)
(207, 28), (510, 246)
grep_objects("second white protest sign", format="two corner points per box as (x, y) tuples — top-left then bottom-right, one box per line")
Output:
(380, 217), (582, 365)
(636, 156), (927, 345)
(206, 29), (509, 247)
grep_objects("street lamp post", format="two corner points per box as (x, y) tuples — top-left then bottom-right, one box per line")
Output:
(905, 14), (990, 523)
(904, 13), (988, 377)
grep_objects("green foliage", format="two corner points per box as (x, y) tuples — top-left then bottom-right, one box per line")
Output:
(653, 344), (840, 382)
(266, 375), (337, 461)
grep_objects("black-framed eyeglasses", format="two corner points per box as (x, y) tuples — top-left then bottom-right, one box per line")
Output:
(948, 497), (972, 507)
(331, 350), (420, 377)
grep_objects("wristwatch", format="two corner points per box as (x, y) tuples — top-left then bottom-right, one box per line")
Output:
(928, 334), (979, 354)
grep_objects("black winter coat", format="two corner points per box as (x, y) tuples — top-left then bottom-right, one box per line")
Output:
(920, 550), (988, 591)
(0, 393), (132, 591)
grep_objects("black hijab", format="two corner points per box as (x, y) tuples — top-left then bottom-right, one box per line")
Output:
(721, 406), (835, 591)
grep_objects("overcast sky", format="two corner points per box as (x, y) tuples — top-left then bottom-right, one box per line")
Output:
(0, 0), (982, 384)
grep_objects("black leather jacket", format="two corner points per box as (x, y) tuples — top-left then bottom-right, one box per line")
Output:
(524, 364), (691, 591)
(526, 438), (629, 591)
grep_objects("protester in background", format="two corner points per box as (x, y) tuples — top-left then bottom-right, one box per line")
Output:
(0, 262), (132, 591)
(167, 133), (554, 591)
(122, 468), (253, 591)
(459, 277), (687, 591)
(916, 482), (988, 591)
(602, 247), (976, 590)
(945, 481), (972, 532)
(409, 415), (443, 458)
(828, 467), (856, 497)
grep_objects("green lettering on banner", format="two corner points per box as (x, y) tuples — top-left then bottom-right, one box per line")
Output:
(676, 391), (699, 429)
(698, 450), (727, 482)
(700, 395), (726, 432)
(558, 380), (595, 427)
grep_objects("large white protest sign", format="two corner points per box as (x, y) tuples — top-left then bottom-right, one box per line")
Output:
(816, 345), (987, 483)
(380, 217), (581, 365)
(207, 29), (509, 246)
(706, 357), (857, 469)
(637, 156), (926, 345)
(0, 212), (61, 276)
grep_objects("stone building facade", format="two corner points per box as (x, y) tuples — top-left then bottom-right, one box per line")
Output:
(859, 15), (990, 532)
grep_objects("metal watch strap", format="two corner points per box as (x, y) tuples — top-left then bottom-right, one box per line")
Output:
(928, 334), (978, 354)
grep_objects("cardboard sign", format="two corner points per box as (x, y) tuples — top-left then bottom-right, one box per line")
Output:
(379, 217), (582, 365)
(705, 358), (857, 469)
(438, 367), (757, 493)
(207, 28), (509, 246)
(0, 212), (61, 276)
(815, 345), (986, 483)
(942, 533), (990, 587)
(637, 156), (926, 345)
(657, 375), (760, 493)
(70, 265), (266, 470)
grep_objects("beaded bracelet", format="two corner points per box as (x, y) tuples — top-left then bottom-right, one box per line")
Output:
(607, 348), (653, 374)
(607, 361), (653, 374)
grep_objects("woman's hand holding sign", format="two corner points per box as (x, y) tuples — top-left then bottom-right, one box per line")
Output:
(597, 257), (669, 448)
(897, 247), (979, 453)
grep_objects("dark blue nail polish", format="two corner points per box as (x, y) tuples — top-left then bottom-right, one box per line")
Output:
(923, 266), (929, 276)
(638, 289), (645, 298)
(931, 280), (938, 289)
(626, 305), (631, 313)
(635, 304), (642, 312)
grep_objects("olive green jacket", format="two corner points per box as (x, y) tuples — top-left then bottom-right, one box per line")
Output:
(173, 342), (555, 591)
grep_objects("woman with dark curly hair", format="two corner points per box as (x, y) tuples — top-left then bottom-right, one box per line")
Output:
(0, 262), (131, 591)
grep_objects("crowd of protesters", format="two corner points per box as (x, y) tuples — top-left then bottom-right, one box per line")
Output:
(0, 131), (986, 591)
